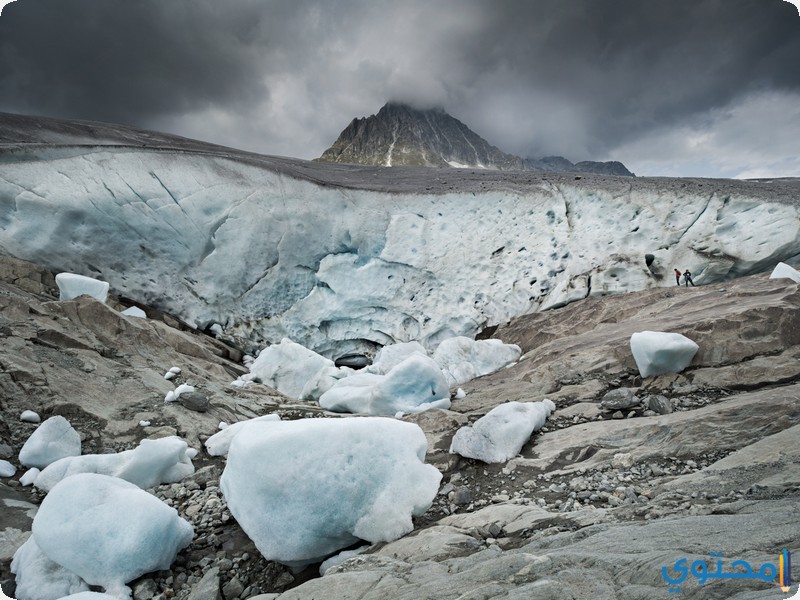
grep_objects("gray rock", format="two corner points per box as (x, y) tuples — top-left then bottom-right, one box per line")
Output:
(187, 567), (221, 600)
(179, 391), (210, 413)
(221, 576), (244, 600)
(600, 388), (640, 411)
(452, 486), (473, 506)
(133, 578), (159, 600)
(334, 354), (371, 369)
(0, 444), (12, 459)
(646, 394), (673, 414)
(0, 579), (16, 600)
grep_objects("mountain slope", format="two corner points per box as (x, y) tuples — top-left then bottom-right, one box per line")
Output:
(318, 102), (635, 176)
(318, 103), (524, 169)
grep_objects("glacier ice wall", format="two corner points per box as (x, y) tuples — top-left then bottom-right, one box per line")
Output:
(1, 145), (799, 357)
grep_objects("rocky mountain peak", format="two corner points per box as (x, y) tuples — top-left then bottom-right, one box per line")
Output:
(317, 102), (524, 169)
(318, 102), (635, 176)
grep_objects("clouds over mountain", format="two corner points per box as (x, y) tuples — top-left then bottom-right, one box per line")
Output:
(1, 0), (798, 177)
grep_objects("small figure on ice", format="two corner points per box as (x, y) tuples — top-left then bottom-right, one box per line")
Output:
(683, 269), (695, 287)
(674, 268), (682, 286)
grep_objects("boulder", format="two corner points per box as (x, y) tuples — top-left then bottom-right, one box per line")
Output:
(599, 388), (640, 411)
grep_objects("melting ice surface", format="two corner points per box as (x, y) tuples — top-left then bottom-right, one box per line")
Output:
(55, 273), (109, 303)
(234, 336), (521, 416)
(450, 400), (556, 463)
(32, 436), (195, 492)
(220, 417), (441, 567)
(2, 149), (799, 357)
(18, 416), (81, 470)
(630, 331), (700, 378)
(12, 473), (193, 600)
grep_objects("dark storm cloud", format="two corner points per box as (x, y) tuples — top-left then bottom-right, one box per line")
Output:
(0, 0), (272, 124)
(0, 0), (798, 176)
(452, 0), (800, 157)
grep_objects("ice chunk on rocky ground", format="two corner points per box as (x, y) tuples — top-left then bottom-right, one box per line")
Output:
(14, 473), (193, 600)
(433, 337), (522, 387)
(11, 537), (90, 600)
(630, 330), (699, 378)
(164, 366), (181, 380)
(365, 341), (428, 375)
(769, 261), (800, 283)
(58, 594), (122, 600)
(450, 400), (556, 463)
(0, 459), (16, 477)
(319, 354), (450, 416)
(220, 417), (441, 567)
(242, 338), (335, 399)
(33, 436), (195, 492)
(299, 365), (352, 401)
(120, 306), (146, 318)
(55, 273), (109, 303)
(319, 545), (370, 576)
(20, 468), (40, 486)
(19, 416), (81, 469)
(204, 414), (281, 457)
(20, 410), (40, 423)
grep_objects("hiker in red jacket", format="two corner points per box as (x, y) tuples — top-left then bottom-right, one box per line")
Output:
(674, 268), (682, 286)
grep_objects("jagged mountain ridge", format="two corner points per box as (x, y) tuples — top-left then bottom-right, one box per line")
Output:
(318, 103), (523, 170)
(318, 102), (635, 176)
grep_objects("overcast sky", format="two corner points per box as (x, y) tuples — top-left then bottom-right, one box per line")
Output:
(0, 0), (798, 178)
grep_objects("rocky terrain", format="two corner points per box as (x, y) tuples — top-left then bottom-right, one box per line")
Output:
(2, 251), (800, 600)
(317, 102), (634, 176)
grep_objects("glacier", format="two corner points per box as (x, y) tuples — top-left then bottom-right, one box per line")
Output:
(1, 138), (799, 359)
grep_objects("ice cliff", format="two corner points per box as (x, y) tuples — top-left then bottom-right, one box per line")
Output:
(1, 118), (799, 359)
